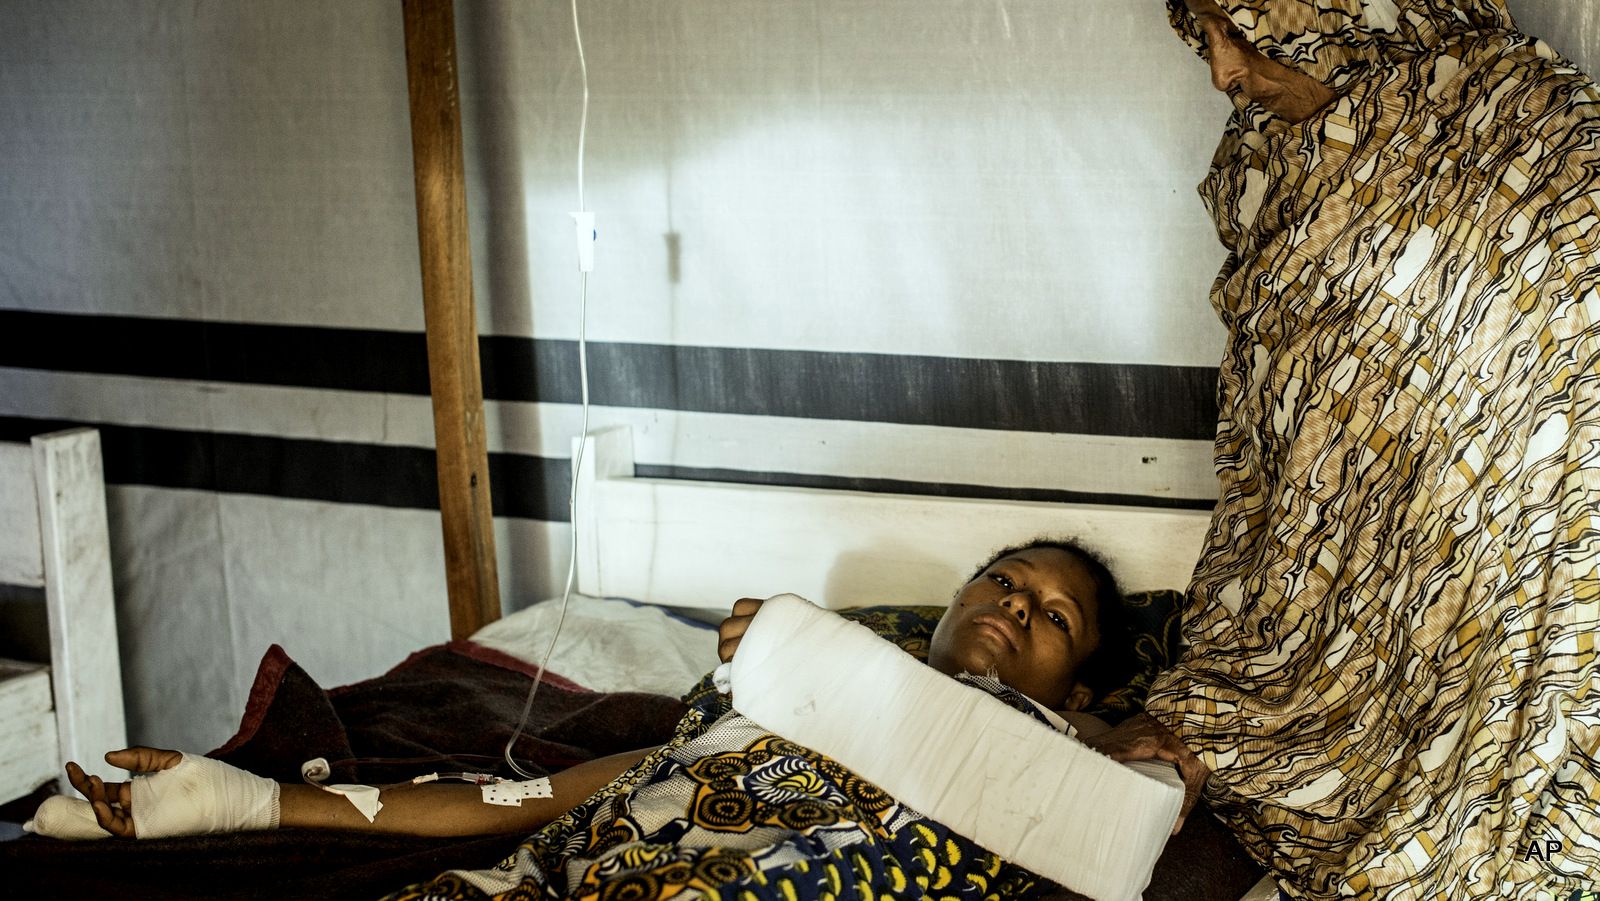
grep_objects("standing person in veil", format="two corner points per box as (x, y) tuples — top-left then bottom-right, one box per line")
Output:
(1087, 1), (1600, 898)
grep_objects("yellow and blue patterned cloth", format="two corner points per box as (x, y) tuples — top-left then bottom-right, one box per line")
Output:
(383, 672), (1063, 901)
(1149, 1), (1600, 898)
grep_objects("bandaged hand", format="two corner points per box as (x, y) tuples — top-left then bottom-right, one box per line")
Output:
(26, 747), (279, 840)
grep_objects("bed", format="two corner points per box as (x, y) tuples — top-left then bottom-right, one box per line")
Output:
(0, 423), (1269, 900)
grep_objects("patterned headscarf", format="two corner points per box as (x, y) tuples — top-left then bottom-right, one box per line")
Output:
(1165, 0), (1517, 95)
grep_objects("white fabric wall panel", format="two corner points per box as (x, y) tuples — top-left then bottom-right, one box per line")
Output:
(217, 494), (451, 693)
(458, 0), (1234, 364)
(1514, 0), (1600, 73)
(107, 485), (486, 752)
(0, 2), (422, 330)
(103, 487), (239, 753)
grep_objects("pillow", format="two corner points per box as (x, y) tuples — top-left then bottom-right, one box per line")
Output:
(1085, 589), (1185, 724)
(681, 592), (1185, 725)
(469, 594), (719, 696)
(836, 604), (946, 658)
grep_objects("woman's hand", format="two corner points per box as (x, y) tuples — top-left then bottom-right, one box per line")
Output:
(65, 747), (184, 837)
(717, 597), (765, 663)
(1082, 712), (1209, 834)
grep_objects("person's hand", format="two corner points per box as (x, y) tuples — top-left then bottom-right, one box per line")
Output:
(65, 747), (184, 838)
(717, 597), (765, 663)
(1082, 712), (1209, 834)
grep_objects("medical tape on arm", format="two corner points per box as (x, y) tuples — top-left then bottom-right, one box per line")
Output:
(301, 758), (551, 815)
(728, 594), (1183, 901)
(299, 757), (385, 822)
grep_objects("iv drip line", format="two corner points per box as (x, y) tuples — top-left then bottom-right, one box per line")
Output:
(504, 0), (591, 780)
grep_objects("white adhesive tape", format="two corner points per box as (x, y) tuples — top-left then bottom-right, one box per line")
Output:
(301, 757), (332, 783)
(322, 784), (384, 823)
(482, 778), (553, 807)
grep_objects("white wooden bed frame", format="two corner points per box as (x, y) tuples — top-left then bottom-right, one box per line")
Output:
(0, 428), (127, 806)
(574, 425), (1213, 613)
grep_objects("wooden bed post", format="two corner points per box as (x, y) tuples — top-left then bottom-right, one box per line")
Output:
(402, 0), (501, 638)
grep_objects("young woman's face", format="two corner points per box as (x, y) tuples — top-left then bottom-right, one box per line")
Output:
(927, 547), (1101, 711)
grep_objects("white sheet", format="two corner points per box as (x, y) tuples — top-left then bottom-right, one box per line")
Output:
(469, 594), (719, 697)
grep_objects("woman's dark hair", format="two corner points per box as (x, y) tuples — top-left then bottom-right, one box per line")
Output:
(964, 537), (1136, 704)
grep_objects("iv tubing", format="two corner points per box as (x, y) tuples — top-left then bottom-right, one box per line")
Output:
(504, 0), (590, 780)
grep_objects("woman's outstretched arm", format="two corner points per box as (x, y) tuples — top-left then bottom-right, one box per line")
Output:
(66, 745), (658, 838)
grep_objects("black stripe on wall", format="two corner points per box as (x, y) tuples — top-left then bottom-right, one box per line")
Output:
(2, 310), (1219, 440)
(1, 311), (433, 395)
(0, 417), (1216, 518)
(0, 416), (571, 521)
(633, 464), (1217, 511)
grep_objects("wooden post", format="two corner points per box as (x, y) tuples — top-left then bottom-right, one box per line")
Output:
(402, 0), (500, 638)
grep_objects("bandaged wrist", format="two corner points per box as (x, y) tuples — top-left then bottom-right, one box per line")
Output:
(130, 753), (280, 837)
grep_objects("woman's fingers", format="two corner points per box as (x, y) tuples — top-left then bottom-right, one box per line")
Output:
(92, 794), (136, 837)
(717, 625), (750, 663)
(1144, 731), (1209, 833)
(1174, 752), (1210, 834)
(104, 747), (184, 774)
(717, 598), (766, 663)
(64, 762), (137, 837)
(87, 775), (130, 836)
(1084, 713), (1179, 761)
(64, 760), (93, 798)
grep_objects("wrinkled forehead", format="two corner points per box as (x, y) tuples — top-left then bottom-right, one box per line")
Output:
(1166, 0), (1516, 89)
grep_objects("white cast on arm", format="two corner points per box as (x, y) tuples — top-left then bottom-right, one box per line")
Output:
(729, 594), (1182, 901)
(25, 752), (280, 840)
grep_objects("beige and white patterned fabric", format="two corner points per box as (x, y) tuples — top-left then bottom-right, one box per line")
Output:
(1144, 1), (1600, 899)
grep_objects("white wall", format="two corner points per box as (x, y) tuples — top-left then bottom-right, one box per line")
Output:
(1514, 0), (1600, 71)
(0, 0), (1590, 751)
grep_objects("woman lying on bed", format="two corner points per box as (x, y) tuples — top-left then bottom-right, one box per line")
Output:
(43, 538), (1165, 899)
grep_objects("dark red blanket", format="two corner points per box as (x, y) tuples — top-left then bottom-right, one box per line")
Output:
(1, 641), (691, 901)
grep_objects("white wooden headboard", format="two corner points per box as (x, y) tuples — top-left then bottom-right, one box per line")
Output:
(574, 426), (1212, 613)
(0, 428), (127, 799)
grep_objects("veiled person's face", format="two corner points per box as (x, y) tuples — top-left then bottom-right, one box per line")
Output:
(1182, 0), (1338, 123)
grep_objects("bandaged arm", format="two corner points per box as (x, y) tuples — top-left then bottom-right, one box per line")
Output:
(728, 594), (1183, 901)
(31, 745), (655, 839)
